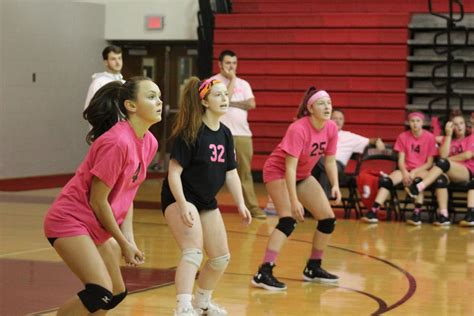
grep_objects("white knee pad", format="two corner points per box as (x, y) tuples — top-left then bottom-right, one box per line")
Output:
(182, 248), (203, 268)
(207, 253), (230, 271)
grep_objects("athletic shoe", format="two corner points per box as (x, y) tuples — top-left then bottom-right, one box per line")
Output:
(406, 212), (422, 226)
(194, 301), (227, 316)
(251, 262), (287, 291)
(459, 211), (474, 227)
(250, 208), (267, 219)
(361, 211), (379, 223)
(302, 259), (339, 283)
(433, 215), (451, 226)
(406, 182), (420, 198)
(175, 306), (199, 316)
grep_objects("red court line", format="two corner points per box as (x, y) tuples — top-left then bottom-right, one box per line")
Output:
(0, 172), (165, 192)
(328, 245), (417, 314)
(229, 230), (417, 315)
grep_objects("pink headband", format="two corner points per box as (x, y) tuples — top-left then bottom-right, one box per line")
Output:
(198, 78), (221, 100)
(408, 112), (425, 121)
(307, 90), (330, 109)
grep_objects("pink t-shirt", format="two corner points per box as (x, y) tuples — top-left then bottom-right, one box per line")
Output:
(212, 73), (254, 137)
(394, 130), (437, 171)
(263, 117), (338, 182)
(447, 136), (468, 156)
(44, 121), (158, 244)
(450, 134), (474, 174)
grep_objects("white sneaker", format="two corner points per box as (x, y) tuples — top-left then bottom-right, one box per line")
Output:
(194, 301), (228, 316)
(175, 306), (199, 316)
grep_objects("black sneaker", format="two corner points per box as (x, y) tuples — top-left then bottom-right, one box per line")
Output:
(405, 181), (420, 198)
(459, 211), (474, 227)
(361, 210), (378, 223)
(433, 215), (451, 226)
(251, 262), (287, 291)
(302, 259), (339, 283)
(406, 212), (422, 226)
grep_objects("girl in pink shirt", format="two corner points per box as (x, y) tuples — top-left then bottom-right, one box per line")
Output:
(43, 77), (161, 314)
(251, 87), (340, 291)
(407, 113), (474, 226)
(468, 179), (474, 226)
(362, 112), (437, 224)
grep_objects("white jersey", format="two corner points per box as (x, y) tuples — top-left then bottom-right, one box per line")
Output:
(336, 130), (369, 165)
(84, 72), (124, 110)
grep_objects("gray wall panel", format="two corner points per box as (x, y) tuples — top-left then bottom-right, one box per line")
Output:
(0, 1), (107, 178)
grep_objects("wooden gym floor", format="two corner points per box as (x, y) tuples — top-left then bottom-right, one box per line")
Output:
(1, 179), (473, 315)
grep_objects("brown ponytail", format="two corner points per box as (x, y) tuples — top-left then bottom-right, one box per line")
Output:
(295, 86), (318, 119)
(170, 76), (206, 145)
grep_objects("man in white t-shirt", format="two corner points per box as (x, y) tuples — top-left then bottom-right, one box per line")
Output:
(313, 109), (385, 197)
(212, 50), (266, 219)
(84, 45), (125, 110)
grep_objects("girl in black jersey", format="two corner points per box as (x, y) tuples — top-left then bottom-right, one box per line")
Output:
(161, 76), (252, 316)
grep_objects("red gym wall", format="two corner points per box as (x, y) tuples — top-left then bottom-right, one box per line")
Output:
(212, 0), (474, 171)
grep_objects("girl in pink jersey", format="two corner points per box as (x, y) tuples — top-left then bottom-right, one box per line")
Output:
(251, 87), (340, 291)
(361, 112), (437, 224)
(161, 77), (251, 316)
(43, 77), (162, 314)
(407, 113), (474, 226)
(468, 180), (474, 225)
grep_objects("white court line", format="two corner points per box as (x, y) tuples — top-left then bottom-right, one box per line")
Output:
(0, 247), (53, 258)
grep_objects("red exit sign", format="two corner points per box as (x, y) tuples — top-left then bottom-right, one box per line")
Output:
(145, 16), (164, 30)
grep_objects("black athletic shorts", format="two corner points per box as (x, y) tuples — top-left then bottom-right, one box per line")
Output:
(160, 190), (217, 214)
(47, 237), (57, 246)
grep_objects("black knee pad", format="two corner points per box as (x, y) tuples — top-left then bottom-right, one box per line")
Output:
(468, 180), (474, 190)
(103, 289), (128, 310)
(379, 176), (394, 190)
(276, 217), (297, 237)
(78, 283), (113, 313)
(433, 175), (449, 189)
(436, 158), (451, 173)
(317, 217), (336, 234)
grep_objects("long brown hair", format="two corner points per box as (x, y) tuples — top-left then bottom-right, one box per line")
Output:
(295, 86), (318, 119)
(83, 76), (150, 144)
(450, 111), (470, 137)
(170, 76), (206, 145)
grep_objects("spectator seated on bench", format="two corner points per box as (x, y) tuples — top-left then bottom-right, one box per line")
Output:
(406, 112), (473, 226)
(361, 111), (437, 224)
(312, 108), (385, 204)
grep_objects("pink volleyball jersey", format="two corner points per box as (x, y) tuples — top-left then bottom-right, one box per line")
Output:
(394, 130), (437, 171)
(446, 136), (468, 156)
(44, 121), (158, 244)
(263, 117), (338, 183)
(452, 134), (474, 174)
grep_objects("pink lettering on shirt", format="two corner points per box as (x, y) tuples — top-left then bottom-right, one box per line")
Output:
(209, 144), (226, 163)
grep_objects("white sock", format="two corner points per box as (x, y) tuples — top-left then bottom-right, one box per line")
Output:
(176, 294), (193, 309)
(194, 287), (213, 308)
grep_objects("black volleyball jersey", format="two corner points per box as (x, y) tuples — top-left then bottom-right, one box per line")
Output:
(162, 123), (237, 209)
